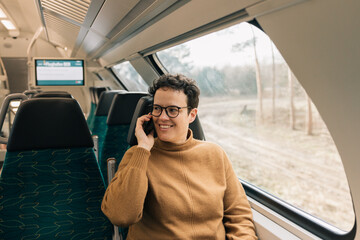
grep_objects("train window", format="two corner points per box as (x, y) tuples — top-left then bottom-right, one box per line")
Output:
(112, 61), (148, 91)
(156, 22), (354, 231)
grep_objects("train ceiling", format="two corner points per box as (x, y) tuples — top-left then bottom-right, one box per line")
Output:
(0, 0), (305, 63)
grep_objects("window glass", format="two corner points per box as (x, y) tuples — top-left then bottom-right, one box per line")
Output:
(112, 61), (148, 91)
(156, 22), (354, 231)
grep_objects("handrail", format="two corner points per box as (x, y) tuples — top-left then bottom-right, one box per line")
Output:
(107, 158), (121, 240)
(0, 93), (28, 144)
(92, 135), (99, 162)
(23, 90), (39, 98)
(27, 26), (43, 89)
(0, 56), (9, 91)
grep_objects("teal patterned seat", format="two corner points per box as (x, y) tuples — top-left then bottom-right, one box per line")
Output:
(100, 126), (130, 239)
(90, 90), (126, 163)
(0, 98), (113, 239)
(100, 92), (148, 186)
(101, 93), (148, 240)
(101, 125), (130, 187)
(0, 148), (112, 239)
(87, 87), (109, 132)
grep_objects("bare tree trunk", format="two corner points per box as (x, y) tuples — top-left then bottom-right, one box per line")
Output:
(271, 41), (276, 123)
(251, 26), (263, 125)
(288, 68), (295, 130)
(306, 94), (313, 135)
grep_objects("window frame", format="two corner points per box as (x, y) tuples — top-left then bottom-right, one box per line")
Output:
(110, 61), (148, 91)
(109, 67), (128, 91)
(241, 180), (356, 240)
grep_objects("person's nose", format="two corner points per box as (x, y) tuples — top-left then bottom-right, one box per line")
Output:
(159, 109), (170, 120)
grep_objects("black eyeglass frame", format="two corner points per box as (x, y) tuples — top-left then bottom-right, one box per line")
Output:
(151, 104), (191, 118)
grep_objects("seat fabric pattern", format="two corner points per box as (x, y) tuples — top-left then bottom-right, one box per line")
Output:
(0, 147), (112, 239)
(100, 125), (130, 187)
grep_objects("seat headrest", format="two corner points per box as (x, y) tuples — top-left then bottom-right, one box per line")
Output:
(127, 96), (205, 146)
(107, 92), (149, 125)
(189, 116), (205, 141)
(127, 96), (153, 146)
(33, 91), (73, 98)
(7, 98), (93, 151)
(89, 86), (108, 105)
(95, 90), (126, 116)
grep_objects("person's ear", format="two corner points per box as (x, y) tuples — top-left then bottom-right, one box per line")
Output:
(188, 108), (198, 124)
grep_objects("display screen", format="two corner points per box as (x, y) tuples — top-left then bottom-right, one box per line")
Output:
(35, 59), (85, 86)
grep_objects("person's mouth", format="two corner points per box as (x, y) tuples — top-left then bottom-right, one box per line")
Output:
(159, 124), (173, 129)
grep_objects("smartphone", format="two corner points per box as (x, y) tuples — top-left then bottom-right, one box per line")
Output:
(143, 119), (156, 137)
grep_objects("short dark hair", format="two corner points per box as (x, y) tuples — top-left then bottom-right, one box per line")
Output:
(149, 74), (200, 109)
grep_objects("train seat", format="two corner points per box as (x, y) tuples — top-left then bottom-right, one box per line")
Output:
(127, 95), (205, 146)
(32, 91), (73, 98)
(100, 92), (148, 187)
(87, 87), (109, 129)
(0, 97), (113, 239)
(90, 87), (109, 106)
(90, 90), (126, 162)
(94, 90), (127, 117)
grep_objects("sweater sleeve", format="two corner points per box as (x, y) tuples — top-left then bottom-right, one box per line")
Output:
(223, 151), (258, 240)
(101, 146), (150, 227)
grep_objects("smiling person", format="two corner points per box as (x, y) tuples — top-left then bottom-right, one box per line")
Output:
(101, 74), (257, 240)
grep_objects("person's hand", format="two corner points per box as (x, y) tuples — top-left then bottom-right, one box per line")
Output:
(135, 114), (155, 151)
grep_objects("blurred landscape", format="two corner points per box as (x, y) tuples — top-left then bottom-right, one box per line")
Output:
(198, 95), (354, 231)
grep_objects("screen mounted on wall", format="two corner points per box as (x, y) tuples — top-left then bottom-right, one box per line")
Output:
(35, 59), (85, 86)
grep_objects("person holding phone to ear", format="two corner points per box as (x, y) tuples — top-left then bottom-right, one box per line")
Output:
(101, 74), (257, 240)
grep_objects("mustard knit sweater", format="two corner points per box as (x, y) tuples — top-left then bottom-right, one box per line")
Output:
(101, 131), (257, 240)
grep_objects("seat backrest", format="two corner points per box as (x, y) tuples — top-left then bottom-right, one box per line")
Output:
(33, 91), (73, 98)
(7, 98), (93, 151)
(127, 96), (205, 146)
(0, 97), (113, 239)
(89, 86), (108, 105)
(87, 87), (109, 130)
(95, 90), (126, 116)
(107, 92), (149, 125)
(90, 90), (127, 161)
(127, 96), (153, 146)
(100, 92), (148, 186)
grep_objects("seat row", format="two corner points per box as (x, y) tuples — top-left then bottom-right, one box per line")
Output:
(87, 87), (205, 188)
(0, 87), (205, 239)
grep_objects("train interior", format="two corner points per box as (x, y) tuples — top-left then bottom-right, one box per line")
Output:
(0, 0), (358, 239)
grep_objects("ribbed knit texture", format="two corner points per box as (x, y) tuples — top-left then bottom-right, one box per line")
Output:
(102, 130), (257, 240)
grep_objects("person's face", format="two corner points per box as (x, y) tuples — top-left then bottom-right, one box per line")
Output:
(152, 87), (197, 144)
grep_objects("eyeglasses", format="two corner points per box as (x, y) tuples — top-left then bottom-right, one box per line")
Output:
(151, 104), (191, 118)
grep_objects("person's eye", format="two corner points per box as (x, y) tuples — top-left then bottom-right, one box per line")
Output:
(153, 106), (161, 111)
(168, 107), (178, 113)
